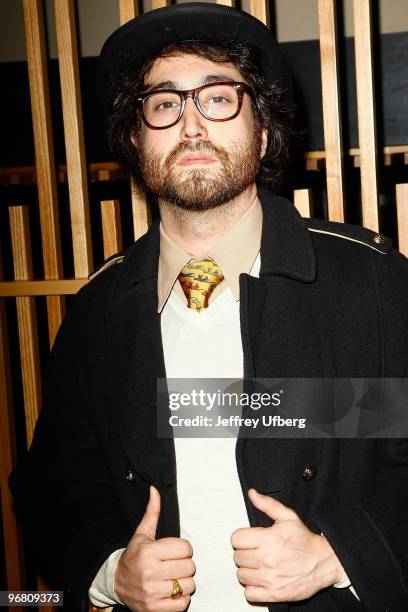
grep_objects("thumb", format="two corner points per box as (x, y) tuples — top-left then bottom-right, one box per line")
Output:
(135, 485), (161, 540)
(248, 488), (296, 522)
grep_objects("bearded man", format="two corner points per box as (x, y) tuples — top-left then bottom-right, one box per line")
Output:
(9, 4), (408, 612)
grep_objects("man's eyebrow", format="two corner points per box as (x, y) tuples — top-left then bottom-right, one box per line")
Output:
(143, 74), (236, 92)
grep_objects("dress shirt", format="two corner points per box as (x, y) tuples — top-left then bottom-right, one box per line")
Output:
(157, 191), (262, 312)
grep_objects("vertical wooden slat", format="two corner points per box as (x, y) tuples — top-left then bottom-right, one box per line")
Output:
(353, 0), (379, 231)
(9, 206), (42, 448)
(0, 258), (26, 612)
(22, 0), (65, 348)
(9, 206), (55, 610)
(318, 0), (345, 222)
(119, 1), (151, 240)
(294, 189), (312, 218)
(101, 200), (123, 258)
(248, 0), (269, 26)
(119, 0), (139, 21)
(131, 177), (151, 240)
(396, 184), (408, 257)
(54, 0), (93, 277)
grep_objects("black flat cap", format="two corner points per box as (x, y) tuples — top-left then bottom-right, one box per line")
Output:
(97, 2), (292, 120)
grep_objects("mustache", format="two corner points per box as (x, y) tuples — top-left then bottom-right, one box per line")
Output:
(165, 141), (230, 167)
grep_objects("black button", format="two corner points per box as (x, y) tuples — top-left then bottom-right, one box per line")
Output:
(302, 465), (317, 481)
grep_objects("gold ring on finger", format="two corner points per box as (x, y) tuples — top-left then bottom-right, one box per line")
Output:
(171, 578), (183, 599)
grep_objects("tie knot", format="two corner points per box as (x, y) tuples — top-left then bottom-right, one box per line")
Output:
(178, 258), (224, 312)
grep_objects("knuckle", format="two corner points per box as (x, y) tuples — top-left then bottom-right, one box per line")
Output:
(139, 577), (154, 599)
(139, 582), (149, 599)
(140, 565), (154, 582)
(176, 595), (191, 610)
(244, 586), (253, 601)
(136, 545), (150, 564)
(180, 538), (193, 556)
(184, 577), (195, 593)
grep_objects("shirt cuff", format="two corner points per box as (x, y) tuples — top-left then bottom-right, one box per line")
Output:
(332, 569), (352, 588)
(319, 532), (359, 600)
(88, 547), (126, 608)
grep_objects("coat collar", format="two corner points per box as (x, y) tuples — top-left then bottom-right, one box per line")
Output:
(108, 187), (316, 312)
(257, 187), (316, 282)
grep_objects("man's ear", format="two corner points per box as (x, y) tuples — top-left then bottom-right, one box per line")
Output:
(260, 127), (268, 159)
(130, 130), (138, 149)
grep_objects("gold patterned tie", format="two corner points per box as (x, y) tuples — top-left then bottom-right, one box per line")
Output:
(178, 259), (224, 312)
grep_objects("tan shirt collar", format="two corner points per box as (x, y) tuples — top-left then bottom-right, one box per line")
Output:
(157, 193), (263, 313)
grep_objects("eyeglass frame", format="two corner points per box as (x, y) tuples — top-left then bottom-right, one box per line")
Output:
(136, 81), (253, 130)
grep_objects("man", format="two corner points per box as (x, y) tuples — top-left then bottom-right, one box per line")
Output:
(8, 3), (408, 612)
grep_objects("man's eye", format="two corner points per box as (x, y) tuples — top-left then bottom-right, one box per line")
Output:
(156, 100), (179, 111)
(208, 96), (229, 105)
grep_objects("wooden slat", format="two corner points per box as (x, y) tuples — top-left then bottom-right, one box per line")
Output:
(306, 158), (325, 171)
(119, 1), (151, 240)
(0, 259), (26, 612)
(294, 189), (312, 218)
(396, 184), (408, 257)
(22, 0), (65, 348)
(318, 0), (345, 222)
(9, 206), (42, 447)
(248, 0), (269, 26)
(131, 176), (151, 240)
(9, 206), (55, 608)
(119, 0), (139, 22)
(151, 0), (170, 9)
(54, 0), (93, 277)
(101, 200), (123, 258)
(353, 0), (379, 231)
(0, 279), (88, 297)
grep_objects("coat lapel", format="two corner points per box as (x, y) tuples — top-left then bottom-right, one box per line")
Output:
(105, 219), (177, 488)
(242, 188), (317, 379)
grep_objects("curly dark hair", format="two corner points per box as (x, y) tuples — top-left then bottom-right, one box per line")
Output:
(106, 39), (297, 193)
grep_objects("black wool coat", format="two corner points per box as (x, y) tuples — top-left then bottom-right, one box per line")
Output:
(8, 188), (408, 612)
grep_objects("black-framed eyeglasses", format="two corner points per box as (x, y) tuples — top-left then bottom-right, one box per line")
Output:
(136, 81), (252, 130)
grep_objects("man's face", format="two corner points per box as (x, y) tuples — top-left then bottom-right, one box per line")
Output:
(131, 53), (267, 211)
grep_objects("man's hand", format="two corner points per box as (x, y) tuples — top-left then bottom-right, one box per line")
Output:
(231, 488), (345, 603)
(114, 485), (195, 611)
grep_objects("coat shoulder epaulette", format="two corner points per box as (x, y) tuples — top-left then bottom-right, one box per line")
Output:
(88, 252), (126, 281)
(304, 217), (393, 255)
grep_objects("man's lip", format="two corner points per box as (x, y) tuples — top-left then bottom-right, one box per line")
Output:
(178, 154), (216, 165)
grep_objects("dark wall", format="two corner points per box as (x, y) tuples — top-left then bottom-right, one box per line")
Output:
(1, 31), (407, 167)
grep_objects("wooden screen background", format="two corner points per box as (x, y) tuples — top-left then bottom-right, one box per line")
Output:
(0, 1), (407, 611)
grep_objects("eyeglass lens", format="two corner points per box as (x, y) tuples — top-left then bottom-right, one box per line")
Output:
(143, 83), (239, 127)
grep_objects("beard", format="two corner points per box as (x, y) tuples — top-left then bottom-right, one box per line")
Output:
(135, 124), (263, 211)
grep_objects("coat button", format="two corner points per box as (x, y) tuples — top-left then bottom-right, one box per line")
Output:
(372, 233), (385, 244)
(125, 469), (135, 481)
(302, 465), (317, 480)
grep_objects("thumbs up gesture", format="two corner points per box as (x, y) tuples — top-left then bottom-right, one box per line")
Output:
(114, 485), (195, 611)
(230, 488), (345, 603)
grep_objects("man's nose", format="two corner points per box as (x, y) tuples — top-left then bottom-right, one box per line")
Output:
(179, 97), (208, 141)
